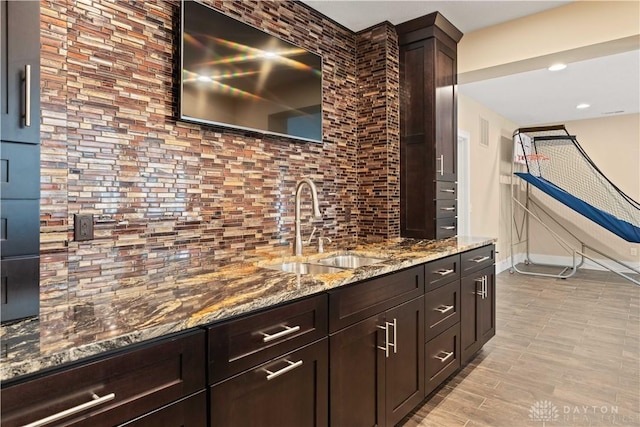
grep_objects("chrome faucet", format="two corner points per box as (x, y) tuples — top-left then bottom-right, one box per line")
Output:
(294, 178), (322, 256)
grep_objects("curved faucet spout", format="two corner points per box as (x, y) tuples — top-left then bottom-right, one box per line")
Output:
(294, 178), (322, 256)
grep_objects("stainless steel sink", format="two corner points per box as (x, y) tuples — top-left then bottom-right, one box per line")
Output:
(316, 254), (385, 269)
(264, 262), (347, 275)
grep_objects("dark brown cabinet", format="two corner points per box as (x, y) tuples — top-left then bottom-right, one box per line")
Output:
(208, 295), (329, 427)
(460, 246), (496, 364)
(1, 0), (41, 322)
(119, 391), (207, 427)
(397, 13), (462, 240)
(210, 339), (328, 427)
(1, 331), (206, 427)
(1, 0), (41, 144)
(329, 268), (425, 427)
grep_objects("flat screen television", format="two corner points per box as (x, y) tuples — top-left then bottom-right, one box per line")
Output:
(180, 1), (323, 143)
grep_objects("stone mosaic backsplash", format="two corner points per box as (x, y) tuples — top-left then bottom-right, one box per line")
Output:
(37, 0), (402, 319)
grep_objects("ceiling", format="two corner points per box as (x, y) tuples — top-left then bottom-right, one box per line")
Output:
(300, 0), (640, 126)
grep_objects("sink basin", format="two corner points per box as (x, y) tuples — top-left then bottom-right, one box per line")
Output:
(265, 262), (347, 275)
(317, 254), (385, 269)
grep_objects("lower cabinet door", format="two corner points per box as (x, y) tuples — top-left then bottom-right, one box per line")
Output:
(118, 391), (207, 427)
(210, 338), (328, 427)
(479, 267), (496, 345)
(385, 296), (425, 427)
(460, 273), (482, 364)
(330, 313), (386, 427)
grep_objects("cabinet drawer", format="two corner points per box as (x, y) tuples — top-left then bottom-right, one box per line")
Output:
(119, 391), (207, 427)
(210, 338), (328, 427)
(329, 266), (424, 333)
(1, 330), (206, 427)
(461, 245), (495, 276)
(435, 217), (457, 239)
(425, 254), (460, 292)
(435, 199), (456, 219)
(435, 181), (456, 200)
(425, 280), (460, 342)
(425, 323), (460, 397)
(208, 294), (328, 384)
(1, 255), (39, 322)
(1, 142), (40, 199)
(0, 199), (40, 257)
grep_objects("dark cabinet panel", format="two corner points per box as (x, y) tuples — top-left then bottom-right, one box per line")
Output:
(330, 296), (424, 427)
(328, 265), (424, 333)
(461, 245), (495, 276)
(398, 13), (461, 240)
(425, 323), (460, 397)
(425, 253), (460, 292)
(1, 331), (206, 427)
(211, 338), (328, 427)
(0, 142), (40, 199)
(1, 0), (41, 144)
(425, 278), (460, 341)
(461, 265), (495, 364)
(385, 297), (425, 427)
(208, 294), (328, 384)
(0, 199), (40, 257)
(1, 256), (39, 322)
(119, 391), (207, 427)
(330, 314), (385, 427)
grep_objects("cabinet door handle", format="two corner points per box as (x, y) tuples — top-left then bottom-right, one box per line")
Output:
(389, 318), (397, 354)
(439, 154), (444, 176)
(434, 351), (454, 363)
(440, 188), (455, 194)
(471, 255), (490, 263)
(440, 207), (455, 211)
(434, 268), (454, 276)
(23, 392), (116, 427)
(440, 226), (455, 230)
(434, 305), (454, 314)
(377, 324), (390, 357)
(23, 64), (32, 127)
(264, 359), (303, 381)
(483, 276), (488, 299)
(260, 325), (301, 343)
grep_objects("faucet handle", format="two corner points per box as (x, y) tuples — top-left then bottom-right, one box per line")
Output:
(318, 235), (332, 253)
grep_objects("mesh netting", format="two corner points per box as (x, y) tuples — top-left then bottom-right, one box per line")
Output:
(515, 126), (640, 227)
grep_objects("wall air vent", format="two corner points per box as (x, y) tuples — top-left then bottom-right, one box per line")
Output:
(479, 117), (489, 147)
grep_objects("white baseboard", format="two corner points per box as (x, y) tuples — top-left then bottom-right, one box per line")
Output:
(499, 252), (640, 274)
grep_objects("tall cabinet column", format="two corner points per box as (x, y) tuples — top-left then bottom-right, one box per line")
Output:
(1, 0), (41, 322)
(397, 13), (462, 240)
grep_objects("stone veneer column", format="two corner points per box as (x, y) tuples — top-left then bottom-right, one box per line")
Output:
(356, 22), (400, 241)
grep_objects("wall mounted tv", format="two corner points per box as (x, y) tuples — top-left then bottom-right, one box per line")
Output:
(180, 1), (323, 143)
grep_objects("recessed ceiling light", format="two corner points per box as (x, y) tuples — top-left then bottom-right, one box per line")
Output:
(576, 103), (591, 109)
(197, 75), (212, 82)
(548, 63), (567, 71)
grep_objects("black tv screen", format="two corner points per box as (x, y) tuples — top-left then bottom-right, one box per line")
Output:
(180, 1), (323, 143)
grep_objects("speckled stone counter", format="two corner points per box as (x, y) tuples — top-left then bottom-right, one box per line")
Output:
(1, 236), (494, 382)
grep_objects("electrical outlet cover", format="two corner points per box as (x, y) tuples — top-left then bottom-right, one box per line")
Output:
(74, 214), (94, 241)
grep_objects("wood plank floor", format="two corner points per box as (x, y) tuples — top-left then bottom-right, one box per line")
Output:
(400, 267), (640, 427)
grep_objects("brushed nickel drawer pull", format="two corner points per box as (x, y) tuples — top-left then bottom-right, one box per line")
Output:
(471, 255), (490, 263)
(440, 189), (455, 193)
(261, 325), (301, 343)
(265, 359), (303, 381)
(23, 392), (116, 427)
(439, 154), (444, 176)
(434, 351), (454, 363)
(434, 305), (454, 314)
(440, 207), (455, 211)
(377, 324), (390, 357)
(23, 64), (32, 127)
(435, 268), (454, 276)
(390, 318), (397, 354)
(440, 226), (455, 230)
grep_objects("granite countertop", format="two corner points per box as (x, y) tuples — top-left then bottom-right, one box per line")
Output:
(0, 236), (495, 382)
